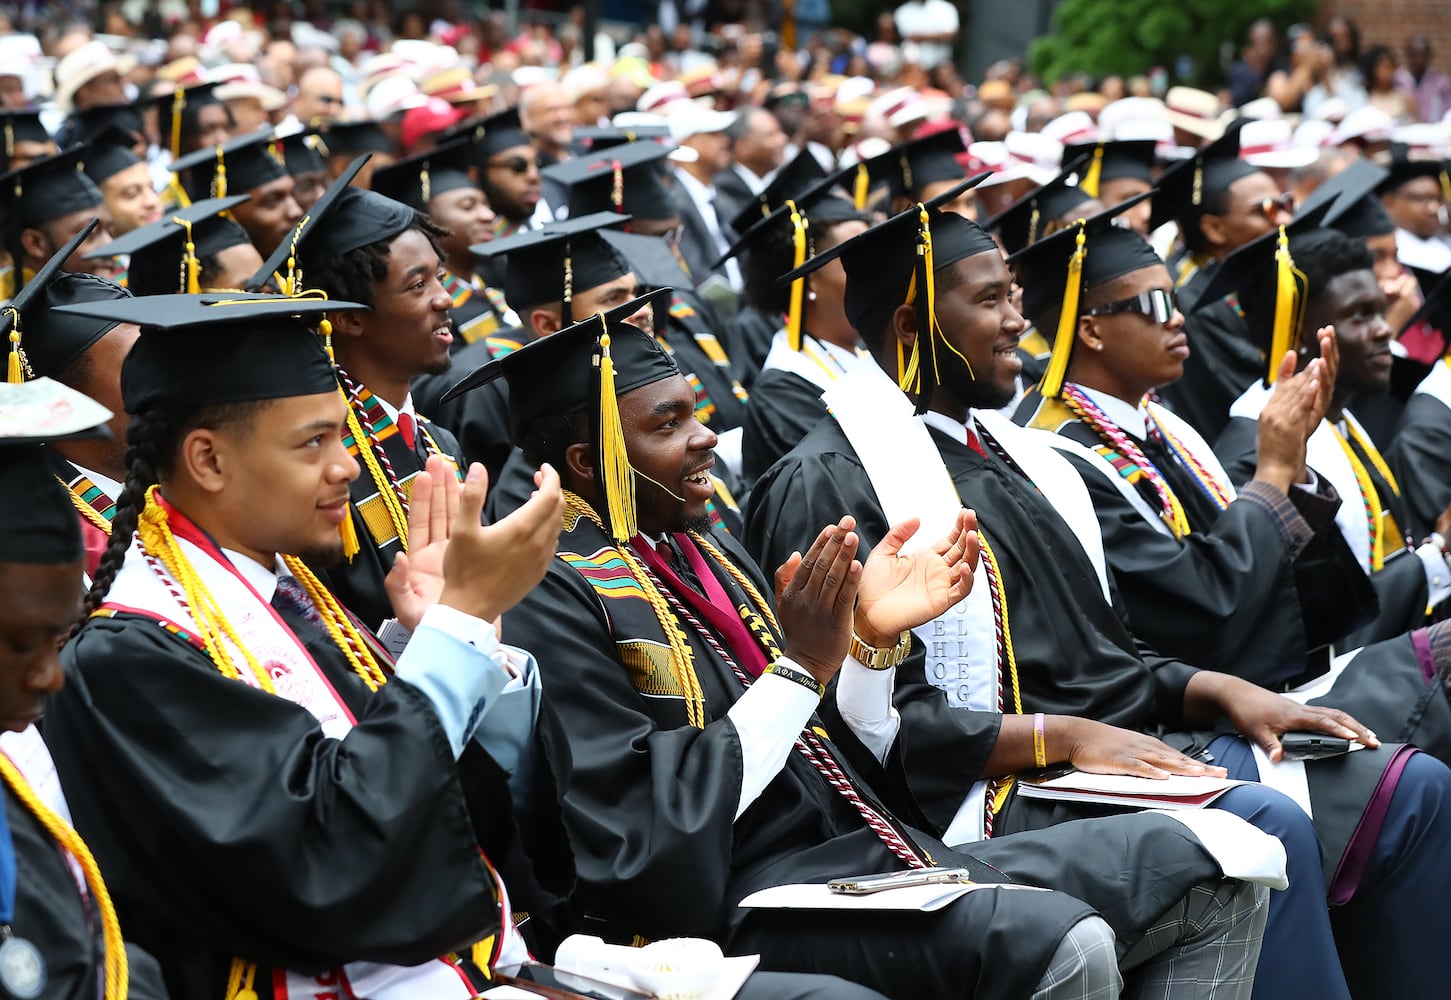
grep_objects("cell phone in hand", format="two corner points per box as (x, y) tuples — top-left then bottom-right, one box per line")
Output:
(1280, 732), (1353, 761)
(827, 867), (974, 895)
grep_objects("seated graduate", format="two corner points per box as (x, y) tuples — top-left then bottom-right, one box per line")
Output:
(1012, 200), (1451, 767)
(0, 379), (169, 1000)
(727, 181), (873, 485)
(1389, 272), (1451, 537)
(442, 291), (1276, 1000)
(1213, 227), (1451, 649)
(93, 196), (263, 297)
(168, 130), (303, 260)
(43, 292), (574, 999)
(2, 222), (136, 571)
(0, 147), (121, 301)
(247, 157), (471, 630)
(369, 136), (522, 349)
(743, 187), (1451, 1000)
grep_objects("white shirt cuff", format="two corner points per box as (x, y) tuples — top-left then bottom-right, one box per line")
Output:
(1416, 541), (1451, 607)
(726, 657), (820, 820)
(835, 656), (902, 765)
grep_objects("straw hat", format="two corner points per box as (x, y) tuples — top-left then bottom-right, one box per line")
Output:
(54, 40), (136, 113)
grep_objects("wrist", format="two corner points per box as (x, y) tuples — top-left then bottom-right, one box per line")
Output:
(851, 609), (899, 650)
(439, 586), (499, 624)
(783, 647), (840, 687)
(1251, 462), (1297, 493)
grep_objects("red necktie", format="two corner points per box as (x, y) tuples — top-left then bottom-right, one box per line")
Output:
(965, 426), (988, 458)
(397, 411), (416, 449)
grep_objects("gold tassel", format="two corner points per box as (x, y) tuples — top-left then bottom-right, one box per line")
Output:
(853, 162), (869, 210)
(338, 503), (360, 561)
(1441, 170), (1451, 206)
(1038, 220), (1087, 398)
(170, 88), (184, 159)
(6, 308), (25, 383)
(3, 121), (12, 159)
(213, 145), (227, 199)
(596, 324), (637, 543)
(420, 162), (431, 203)
(1080, 145), (1104, 198)
(173, 217), (200, 293)
(610, 159), (624, 211)
(899, 268), (922, 393)
(785, 200), (808, 352)
(167, 175), (192, 209)
(224, 958), (258, 1000)
(1267, 224), (1305, 385)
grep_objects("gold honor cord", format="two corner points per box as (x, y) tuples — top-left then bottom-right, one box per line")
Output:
(1079, 145), (1104, 198)
(1038, 219), (1088, 399)
(785, 200), (809, 352)
(4, 305), (24, 383)
(0, 754), (128, 1000)
(1267, 225), (1306, 385)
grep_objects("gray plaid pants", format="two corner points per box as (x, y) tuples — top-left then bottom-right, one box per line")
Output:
(1032, 880), (1269, 1000)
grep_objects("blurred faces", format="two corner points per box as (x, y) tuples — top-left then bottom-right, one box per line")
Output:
(735, 108), (788, 177)
(74, 70), (127, 109)
(29, 207), (119, 280)
(1383, 177), (1443, 240)
(1098, 177), (1154, 236)
(520, 82), (575, 154)
(429, 186), (496, 269)
(100, 162), (163, 235)
(0, 73), (26, 110)
(482, 142), (542, 223)
(293, 67), (344, 126)
(232, 175), (304, 257)
(1199, 171), (1292, 258)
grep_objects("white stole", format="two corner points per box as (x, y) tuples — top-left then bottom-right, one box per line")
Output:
(760, 331), (866, 389)
(1412, 356), (1451, 412)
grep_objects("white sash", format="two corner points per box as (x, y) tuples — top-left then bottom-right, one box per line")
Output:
(1412, 356), (1451, 412)
(823, 368), (1110, 844)
(760, 330), (866, 390)
(103, 528), (525, 997)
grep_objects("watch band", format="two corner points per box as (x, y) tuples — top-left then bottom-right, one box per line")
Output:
(848, 629), (912, 671)
(765, 661), (826, 699)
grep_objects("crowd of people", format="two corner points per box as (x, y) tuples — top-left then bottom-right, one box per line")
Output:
(5, 5), (1451, 1000)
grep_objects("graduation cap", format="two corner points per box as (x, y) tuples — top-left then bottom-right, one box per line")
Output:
(981, 154), (1098, 255)
(96, 196), (252, 296)
(141, 80), (226, 158)
(441, 288), (678, 542)
(80, 124), (145, 185)
(320, 119), (395, 158)
(1296, 159), (1394, 239)
(471, 211), (633, 319)
(0, 378), (114, 564)
(574, 124), (672, 150)
(277, 130), (328, 177)
(60, 103), (142, 147)
(600, 229), (692, 291)
(861, 128), (968, 201)
(1148, 118), (1259, 232)
(473, 106), (532, 159)
(1005, 192), (1160, 397)
(1377, 144), (1450, 199)
(369, 137), (476, 211)
(777, 176), (1001, 414)
(52, 292), (368, 413)
(543, 141), (676, 221)
(726, 148), (830, 235)
(1061, 139), (1158, 197)
(1194, 201), (1335, 386)
(0, 146), (104, 229)
(248, 155), (408, 295)
(170, 128), (287, 201)
(0, 111), (51, 170)
(5, 219), (129, 384)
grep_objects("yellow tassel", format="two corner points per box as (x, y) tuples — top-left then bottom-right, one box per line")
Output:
(338, 504), (360, 561)
(596, 325), (637, 543)
(7, 332), (20, 384)
(1267, 225), (1305, 385)
(899, 269), (922, 393)
(319, 317), (334, 361)
(853, 163), (869, 210)
(170, 88), (184, 159)
(1080, 145), (1104, 198)
(174, 217), (201, 294)
(785, 200), (808, 352)
(213, 145), (227, 199)
(1442, 170), (1451, 205)
(167, 175), (191, 209)
(1039, 220), (1087, 398)
(224, 958), (258, 1000)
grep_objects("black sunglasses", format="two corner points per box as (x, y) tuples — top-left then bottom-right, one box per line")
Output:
(488, 156), (534, 174)
(1084, 287), (1180, 324)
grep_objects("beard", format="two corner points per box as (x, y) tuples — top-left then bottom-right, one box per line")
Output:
(423, 352), (453, 377)
(296, 538), (345, 570)
(677, 511), (714, 533)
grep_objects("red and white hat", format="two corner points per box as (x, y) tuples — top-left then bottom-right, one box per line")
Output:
(1239, 118), (1318, 169)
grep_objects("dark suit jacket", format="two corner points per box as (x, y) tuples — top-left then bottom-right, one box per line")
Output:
(711, 165), (760, 231)
(667, 170), (733, 287)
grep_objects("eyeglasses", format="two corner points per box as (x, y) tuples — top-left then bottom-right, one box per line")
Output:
(1254, 192), (1295, 221)
(488, 156), (535, 174)
(1084, 287), (1180, 324)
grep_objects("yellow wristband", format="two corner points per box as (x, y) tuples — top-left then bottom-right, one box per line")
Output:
(1033, 712), (1047, 769)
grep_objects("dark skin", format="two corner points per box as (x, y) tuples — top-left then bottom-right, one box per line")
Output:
(0, 561), (80, 731)
(330, 229), (454, 409)
(289, 168), (329, 212)
(872, 250), (1377, 762)
(429, 186), (496, 279)
(1382, 176), (1443, 241)
(1301, 269), (1393, 421)
(232, 175), (303, 257)
(482, 142), (541, 224)
(51, 324), (140, 482)
(1198, 171), (1292, 261)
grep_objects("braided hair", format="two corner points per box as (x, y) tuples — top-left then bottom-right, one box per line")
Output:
(76, 401), (265, 629)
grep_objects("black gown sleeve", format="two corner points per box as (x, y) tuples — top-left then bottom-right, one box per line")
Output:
(739, 370), (831, 487)
(47, 618), (504, 978)
(1388, 392), (1451, 539)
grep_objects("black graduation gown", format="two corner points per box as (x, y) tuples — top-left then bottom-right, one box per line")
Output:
(1156, 294), (1263, 443)
(506, 521), (1230, 999)
(1216, 414), (1429, 647)
(724, 305), (781, 387)
(1023, 393), (1373, 687)
(313, 404), (469, 631)
(744, 418), (1409, 880)
(740, 368), (830, 487)
(1388, 390), (1451, 540)
(413, 331), (529, 486)
(662, 314), (749, 436)
(46, 604), (573, 1000)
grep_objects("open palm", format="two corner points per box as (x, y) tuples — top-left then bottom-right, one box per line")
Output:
(855, 510), (980, 646)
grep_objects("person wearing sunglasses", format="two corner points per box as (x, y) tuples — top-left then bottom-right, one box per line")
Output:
(467, 107), (548, 239)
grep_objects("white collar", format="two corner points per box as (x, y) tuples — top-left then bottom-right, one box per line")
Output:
(734, 162), (771, 194)
(67, 461), (123, 500)
(367, 391), (416, 424)
(1073, 383), (1148, 438)
(673, 167), (716, 208)
(919, 408), (972, 445)
(221, 547), (288, 603)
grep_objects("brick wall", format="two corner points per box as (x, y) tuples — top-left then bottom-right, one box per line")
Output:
(1318, 0), (1451, 68)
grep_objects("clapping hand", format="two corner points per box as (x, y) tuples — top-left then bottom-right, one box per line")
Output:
(854, 510), (980, 648)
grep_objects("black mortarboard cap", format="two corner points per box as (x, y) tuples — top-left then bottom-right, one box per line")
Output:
(1377, 143), (1450, 195)
(726, 147), (830, 236)
(0, 147), (103, 229)
(472, 211), (632, 316)
(321, 119), (396, 157)
(170, 128), (287, 200)
(0, 379), (114, 564)
(1149, 118), (1259, 231)
(4, 220), (129, 381)
(601, 229), (692, 290)
(718, 185), (865, 269)
(544, 141), (676, 221)
(60, 103), (140, 147)
(51, 292), (367, 412)
(471, 106), (531, 159)
(1063, 138), (1158, 196)
(101, 197), (253, 296)
(863, 128), (967, 200)
(1297, 159), (1394, 239)
(574, 124), (672, 150)
(81, 124), (144, 184)
(1006, 193), (1160, 395)
(278, 130), (327, 177)
(982, 154), (1097, 255)
(369, 137), (476, 211)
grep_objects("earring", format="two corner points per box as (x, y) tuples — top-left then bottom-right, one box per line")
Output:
(807, 290), (817, 301)
(1094, 343), (1104, 351)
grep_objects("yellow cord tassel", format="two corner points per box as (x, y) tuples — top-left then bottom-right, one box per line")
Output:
(853, 162), (869, 210)
(170, 89), (184, 159)
(0, 754), (128, 1000)
(1080, 145), (1104, 198)
(174, 217), (201, 293)
(338, 505), (360, 561)
(1039, 220), (1087, 398)
(785, 200), (808, 352)
(6, 330), (21, 384)
(1267, 225), (1305, 385)
(224, 958), (258, 1000)
(213, 145), (227, 199)
(597, 325), (638, 543)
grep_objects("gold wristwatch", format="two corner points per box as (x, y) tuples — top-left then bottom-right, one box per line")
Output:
(848, 629), (912, 670)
